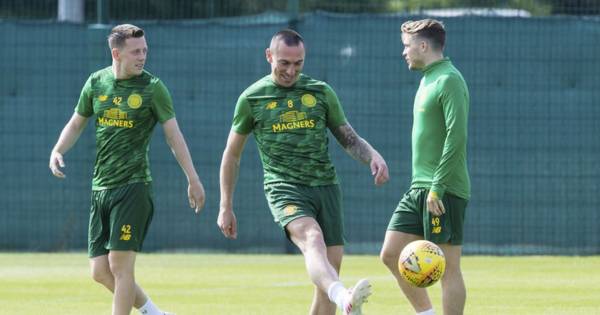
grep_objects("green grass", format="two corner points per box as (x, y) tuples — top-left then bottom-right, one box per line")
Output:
(1, 254), (599, 314)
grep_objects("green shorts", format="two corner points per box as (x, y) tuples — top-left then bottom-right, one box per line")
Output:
(88, 182), (154, 257)
(387, 188), (468, 245)
(264, 182), (345, 246)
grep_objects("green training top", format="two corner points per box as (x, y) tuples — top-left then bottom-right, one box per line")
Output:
(232, 74), (347, 186)
(411, 58), (471, 200)
(75, 67), (175, 191)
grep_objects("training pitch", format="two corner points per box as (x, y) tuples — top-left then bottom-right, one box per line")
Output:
(0, 253), (598, 314)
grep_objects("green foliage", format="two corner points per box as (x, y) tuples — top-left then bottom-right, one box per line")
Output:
(0, 0), (56, 19)
(386, 0), (553, 16)
(511, 0), (553, 15)
(0, 0), (598, 20)
(552, 0), (600, 15)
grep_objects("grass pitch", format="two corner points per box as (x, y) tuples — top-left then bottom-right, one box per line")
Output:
(0, 253), (598, 314)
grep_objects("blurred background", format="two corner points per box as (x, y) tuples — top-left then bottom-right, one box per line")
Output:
(1, 0), (598, 255)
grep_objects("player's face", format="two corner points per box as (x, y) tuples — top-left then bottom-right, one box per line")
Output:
(267, 41), (305, 87)
(117, 36), (147, 78)
(402, 33), (425, 70)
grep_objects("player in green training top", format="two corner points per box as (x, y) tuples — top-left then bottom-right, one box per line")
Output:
(48, 24), (205, 315)
(218, 29), (389, 315)
(380, 19), (470, 315)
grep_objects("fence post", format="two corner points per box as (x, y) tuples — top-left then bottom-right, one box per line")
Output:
(97, 0), (109, 25)
(287, 0), (299, 30)
(58, 0), (85, 23)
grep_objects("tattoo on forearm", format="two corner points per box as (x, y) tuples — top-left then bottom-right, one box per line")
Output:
(333, 124), (372, 164)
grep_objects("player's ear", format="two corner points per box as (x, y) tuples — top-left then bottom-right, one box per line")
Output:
(265, 48), (273, 63)
(419, 39), (427, 53)
(111, 47), (119, 60)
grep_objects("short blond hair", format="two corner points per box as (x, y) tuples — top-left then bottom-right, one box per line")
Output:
(401, 19), (446, 50)
(108, 24), (144, 49)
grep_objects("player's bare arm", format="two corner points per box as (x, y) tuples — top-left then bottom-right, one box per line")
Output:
(218, 130), (248, 239)
(162, 118), (206, 213)
(49, 113), (89, 178)
(331, 123), (390, 186)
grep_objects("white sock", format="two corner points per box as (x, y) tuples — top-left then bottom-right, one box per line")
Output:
(138, 298), (162, 315)
(327, 281), (347, 308)
(417, 309), (435, 315)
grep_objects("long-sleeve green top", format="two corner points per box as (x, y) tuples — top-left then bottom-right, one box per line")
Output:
(411, 57), (470, 200)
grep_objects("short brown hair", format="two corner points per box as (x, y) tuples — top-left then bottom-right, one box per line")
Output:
(401, 19), (445, 50)
(108, 24), (144, 49)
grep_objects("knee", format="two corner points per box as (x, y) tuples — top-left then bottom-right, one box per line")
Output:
(442, 263), (463, 282)
(295, 227), (325, 252)
(380, 249), (398, 269)
(305, 227), (324, 244)
(91, 266), (113, 285)
(108, 261), (134, 280)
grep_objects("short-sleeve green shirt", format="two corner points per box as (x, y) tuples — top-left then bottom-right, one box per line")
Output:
(75, 67), (175, 190)
(232, 74), (347, 186)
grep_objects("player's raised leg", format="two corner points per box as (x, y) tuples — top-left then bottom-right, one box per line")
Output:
(287, 217), (340, 313)
(309, 245), (342, 315)
(380, 230), (433, 312)
(287, 217), (371, 315)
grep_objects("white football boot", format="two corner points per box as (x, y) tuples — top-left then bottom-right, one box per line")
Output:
(343, 278), (372, 315)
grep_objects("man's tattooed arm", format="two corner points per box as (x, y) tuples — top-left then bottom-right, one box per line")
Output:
(331, 123), (374, 164)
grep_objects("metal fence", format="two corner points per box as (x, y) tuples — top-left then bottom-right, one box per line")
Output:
(1, 1), (599, 254)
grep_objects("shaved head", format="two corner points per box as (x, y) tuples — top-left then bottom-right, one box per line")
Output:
(266, 29), (305, 87)
(269, 29), (304, 53)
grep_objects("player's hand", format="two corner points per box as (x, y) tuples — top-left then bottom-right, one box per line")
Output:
(427, 191), (445, 216)
(188, 179), (205, 213)
(49, 151), (66, 178)
(217, 206), (238, 240)
(370, 152), (389, 186)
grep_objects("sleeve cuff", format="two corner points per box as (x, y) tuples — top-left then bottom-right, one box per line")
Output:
(429, 185), (445, 200)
